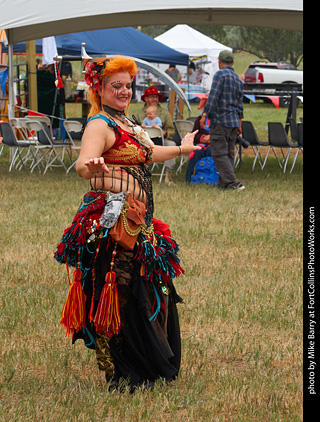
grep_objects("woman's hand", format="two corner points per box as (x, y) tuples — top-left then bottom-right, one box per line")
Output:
(0, 120), (3, 144)
(199, 115), (206, 129)
(84, 157), (110, 175)
(180, 130), (201, 155)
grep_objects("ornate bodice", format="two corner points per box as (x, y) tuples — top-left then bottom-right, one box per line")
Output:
(87, 114), (152, 167)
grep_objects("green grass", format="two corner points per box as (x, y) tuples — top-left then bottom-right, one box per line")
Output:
(0, 123), (303, 421)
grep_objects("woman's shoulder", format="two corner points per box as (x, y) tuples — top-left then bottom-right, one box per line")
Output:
(87, 113), (117, 127)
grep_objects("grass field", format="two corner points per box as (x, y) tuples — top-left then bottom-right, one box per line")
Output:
(0, 101), (303, 421)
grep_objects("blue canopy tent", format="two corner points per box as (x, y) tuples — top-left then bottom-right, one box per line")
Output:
(1, 27), (189, 65)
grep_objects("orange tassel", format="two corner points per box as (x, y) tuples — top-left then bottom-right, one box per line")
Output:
(94, 269), (121, 338)
(60, 268), (86, 336)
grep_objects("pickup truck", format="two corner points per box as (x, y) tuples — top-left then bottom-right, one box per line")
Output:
(255, 67), (303, 87)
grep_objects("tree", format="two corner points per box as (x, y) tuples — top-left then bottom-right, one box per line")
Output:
(232, 27), (303, 68)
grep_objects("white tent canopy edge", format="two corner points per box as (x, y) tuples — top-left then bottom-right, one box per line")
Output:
(2, 1), (303, 44)
(1, 1), (303, 118)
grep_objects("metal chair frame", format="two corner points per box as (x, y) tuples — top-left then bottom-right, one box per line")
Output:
(267, 122), (299, 173)
(9, 117), (40, 170)
(240, 121), (270, 171)
(174, 120), (194, 173)
(0, 121), (38, 171)
(25, 120), (72, 174)
(288, 117), (303, 173)
(63, 120), (83, 173)
(144, 126), (166, 183)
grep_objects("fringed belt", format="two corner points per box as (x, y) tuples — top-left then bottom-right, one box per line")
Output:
(54, 190), (184, 340)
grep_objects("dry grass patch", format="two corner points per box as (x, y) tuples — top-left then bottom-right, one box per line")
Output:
(0, 152), (302, 421)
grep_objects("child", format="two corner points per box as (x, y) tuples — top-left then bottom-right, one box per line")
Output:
(141, 105), (162, 128)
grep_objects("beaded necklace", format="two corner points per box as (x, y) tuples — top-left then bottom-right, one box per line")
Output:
(101, 104), (154, 151)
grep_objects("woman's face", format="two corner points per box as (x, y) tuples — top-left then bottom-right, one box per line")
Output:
(101, 71), (133, 111)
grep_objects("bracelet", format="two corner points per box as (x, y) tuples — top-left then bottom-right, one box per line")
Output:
(177, 146), (182, 156)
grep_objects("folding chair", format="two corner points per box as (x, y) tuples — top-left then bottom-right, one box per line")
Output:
(186, 116), (197, 124)
(241, 121), (270, 171)
(289, 118), (303, 173)
(10, 117), (39, 169)
(144, 126), (166, 183)
(0, 121), (37, 171)
(25, 120), (72, 174)
(174, 120), (194, 173)
(267, 122), (299, 173)
(63, 120), (83, 173)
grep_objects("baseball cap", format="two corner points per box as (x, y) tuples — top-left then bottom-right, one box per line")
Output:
(219, 50), (234, 64)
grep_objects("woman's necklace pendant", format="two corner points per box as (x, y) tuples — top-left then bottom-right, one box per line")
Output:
(102, 104), (133, 128)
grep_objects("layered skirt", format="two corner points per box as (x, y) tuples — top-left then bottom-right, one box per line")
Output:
(54, 190), (184, 390)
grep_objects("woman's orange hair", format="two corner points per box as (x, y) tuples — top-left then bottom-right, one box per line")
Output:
(86, 56), (138, 118)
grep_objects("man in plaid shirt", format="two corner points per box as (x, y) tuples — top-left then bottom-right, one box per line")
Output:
(201, 50), (245, 191)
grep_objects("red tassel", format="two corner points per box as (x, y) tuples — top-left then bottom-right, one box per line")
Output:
(60, 267), (86, 336)
(168, 258), (185, 277)
(153, 218), (171, 237)
(55, 62), (64, 89)
(94, 269), (121, 338)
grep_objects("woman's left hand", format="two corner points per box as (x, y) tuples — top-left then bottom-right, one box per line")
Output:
(0, 120), (3, 144)
(180, 130), (201, 155)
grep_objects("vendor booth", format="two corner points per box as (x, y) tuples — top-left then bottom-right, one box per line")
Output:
(155, 25), (232, 93)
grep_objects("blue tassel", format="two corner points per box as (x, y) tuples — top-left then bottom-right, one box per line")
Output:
(149, 283), (161, 322)
(83, 324), (97, 348)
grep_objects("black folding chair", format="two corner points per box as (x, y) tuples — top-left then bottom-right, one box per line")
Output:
(267, 122), (299, 173)
(0, 121), (38, 171)
(289, 118), (303, 173)
(241, 121), (270, 171)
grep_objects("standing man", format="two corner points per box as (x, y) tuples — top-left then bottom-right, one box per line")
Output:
(133, 86), (176, 184)
(201, 50), (245, 191)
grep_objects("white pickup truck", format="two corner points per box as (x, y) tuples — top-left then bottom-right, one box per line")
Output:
(255, 67), (303, 87)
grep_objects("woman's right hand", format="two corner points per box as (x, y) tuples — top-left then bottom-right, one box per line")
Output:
(84, 157), (110, 175)
(180, 130), (201, 155)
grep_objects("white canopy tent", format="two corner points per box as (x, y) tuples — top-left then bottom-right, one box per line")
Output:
(0, 0), (303, 117)
(1, 1), (303, 43)
(156, 25), (233, 91)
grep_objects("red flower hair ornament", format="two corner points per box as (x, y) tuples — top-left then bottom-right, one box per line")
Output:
(84, 59), (109, 93)
(84, 57), (136, 93)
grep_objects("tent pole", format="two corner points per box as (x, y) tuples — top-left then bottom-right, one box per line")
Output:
(7, 31), (15, 120)
(26, 40), (38, 113)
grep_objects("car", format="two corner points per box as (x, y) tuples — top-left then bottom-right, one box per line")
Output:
(242, 61), (296, 83)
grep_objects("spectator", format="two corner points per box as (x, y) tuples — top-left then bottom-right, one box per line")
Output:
(141, 105), (162, 128)
(188, 62), (198, 84)
(185, 97), (211, 183)
(201, 50), (245, 191)
(165, 64), (181, 83)
(133, 86), (177, 184)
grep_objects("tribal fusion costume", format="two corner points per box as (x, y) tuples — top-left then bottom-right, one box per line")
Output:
(54, 114), (184, 391)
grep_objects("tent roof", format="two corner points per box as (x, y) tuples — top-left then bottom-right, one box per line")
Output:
(155, 25), (232, 58)
(1, 1), (303, 44)
(2, 27), (189, 65)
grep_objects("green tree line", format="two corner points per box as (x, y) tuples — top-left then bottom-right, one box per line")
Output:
(141, 25), (303, 68)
